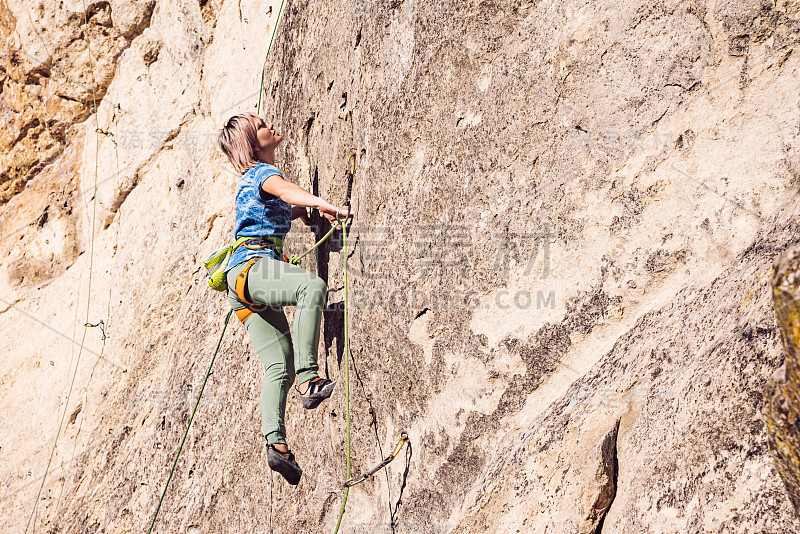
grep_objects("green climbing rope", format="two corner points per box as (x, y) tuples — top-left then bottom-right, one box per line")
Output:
(333, 152), (356, 533)
(333, 212), (352, 534)
(287, 219), (344, 265)
(146, 309), (234, 534)
(257, 0), (287, 115)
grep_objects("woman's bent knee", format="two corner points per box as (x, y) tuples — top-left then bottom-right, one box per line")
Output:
(309, 276), (327, 294)
(307, 276), (327, 307)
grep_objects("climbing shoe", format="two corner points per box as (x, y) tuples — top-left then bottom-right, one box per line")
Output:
(267, 444), (302, 486)
(297, 377), (336, 410)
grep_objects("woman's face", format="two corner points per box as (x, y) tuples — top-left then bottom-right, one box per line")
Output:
(254, 117), (283, 151)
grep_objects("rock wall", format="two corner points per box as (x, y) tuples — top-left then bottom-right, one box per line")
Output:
(2, 0), (800, 532)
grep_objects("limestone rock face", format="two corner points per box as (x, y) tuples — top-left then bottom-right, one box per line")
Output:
(2, 0), (800, 533)
(0, 0), (155, 205)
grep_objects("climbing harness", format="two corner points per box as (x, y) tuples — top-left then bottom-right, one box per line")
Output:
(203, 221), (349, 301)
(203, 235), (286, 292)
(238, 235), (292, 262)
(227, 224), (348, 324)
(203, 234), (295, 293)
(232, 257), (268, 323)
(344, 433), (410, 487)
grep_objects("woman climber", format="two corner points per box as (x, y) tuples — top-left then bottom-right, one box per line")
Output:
(217, 111), (352, 485)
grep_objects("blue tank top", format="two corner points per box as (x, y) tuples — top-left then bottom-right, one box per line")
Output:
(225, 162), (292, 273)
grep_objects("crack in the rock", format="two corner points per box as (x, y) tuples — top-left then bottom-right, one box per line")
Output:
(594, 418), (621, 534)
(0, 298), (23, 316)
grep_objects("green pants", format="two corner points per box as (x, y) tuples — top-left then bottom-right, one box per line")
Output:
(226, 256), (327, 445)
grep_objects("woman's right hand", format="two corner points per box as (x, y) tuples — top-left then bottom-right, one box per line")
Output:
(319, 203), (353, 222)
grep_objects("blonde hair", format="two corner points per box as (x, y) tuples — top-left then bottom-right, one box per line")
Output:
(218, 112), (263, 175)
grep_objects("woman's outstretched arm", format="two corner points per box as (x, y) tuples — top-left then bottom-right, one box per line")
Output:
(263, 174), (352, 222)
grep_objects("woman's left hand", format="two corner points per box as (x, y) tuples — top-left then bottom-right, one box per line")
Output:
(291, 205), (311, 226)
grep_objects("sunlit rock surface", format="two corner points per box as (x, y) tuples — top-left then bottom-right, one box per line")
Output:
(2, 0), (800, 532)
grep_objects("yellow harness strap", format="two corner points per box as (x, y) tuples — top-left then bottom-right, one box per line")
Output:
(235, 308), (253, 323)
(234, 257), (268, 323)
